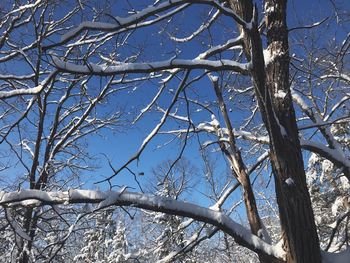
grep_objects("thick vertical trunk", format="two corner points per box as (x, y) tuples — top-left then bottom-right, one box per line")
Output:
(228, 0), (321, 262)
(264, 1), (321, 262)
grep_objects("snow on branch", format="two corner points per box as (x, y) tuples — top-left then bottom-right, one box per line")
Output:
(0, 188), (285, 261)
(324, 94), (350, 122)
(51, 0), (248, 48)
(54, 1), (187, 46)
(292, 89), (350, 178)
(0, 73), (37, 81)
(162, 120), (350, 178)
(169, 9), (220, 43)
(300, 139), (350, 181)
(320, 73), (350, 83)
(0, 71), (57, 99)
(151, 34), (244, 83)
(5, 0), (43, 17)
(197, 33), (244, 59)
(52, 55), (250, 76)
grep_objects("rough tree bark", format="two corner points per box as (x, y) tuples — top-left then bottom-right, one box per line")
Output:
(227, 0), (322, 262)
(211, 78), (279, 263)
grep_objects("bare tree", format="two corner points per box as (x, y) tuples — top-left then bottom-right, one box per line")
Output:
(0, 1), (349, 263)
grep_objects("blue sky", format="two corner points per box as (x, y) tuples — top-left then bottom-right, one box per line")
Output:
(78, 0), (349, 197)
(1, 0), (349, 218)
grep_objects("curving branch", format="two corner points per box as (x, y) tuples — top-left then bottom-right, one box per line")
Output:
(0, 188), (285, 261)
(0, 71), (57, 99)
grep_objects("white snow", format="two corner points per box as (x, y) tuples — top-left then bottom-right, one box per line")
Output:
(275, 90), (287, 99)
(301, 139), (350, 175)
(265, 6), (276, 13)
(60, 0), (243, 45)
(264, 2), (277, 13)
(320, 73), (350, 82)
(133, 84), (167, 124)
(263, 44), (285, 66)
(0, 73), (36, 80)
(21, 140), (35, 158)
(210, 75), (219, 83)
(331, 197), (344, 216)
(263, 48), (273, 65)
(0, 71), (57, 99)
(293, 88), (348, 170)
(7, 0), (42, 16)
(324, 94), (350, 122)
(5, 208), (31, 241)
(60, 1), (187, 42)
(61, 21), (116, 42)
(272, 109), (287, 137)
(0, 85), (43, 99)
(52, 55), (249, 75)
(97, 186), (127, 209)
(0, 188), (286, 260)
(210, 114), (220, 128)
(291, 88), (310, 112)
(339, 176), (350, 191)
(197, 33), (244, 60)
(285, 178), (294, 186)
(170, 10), (220, 43)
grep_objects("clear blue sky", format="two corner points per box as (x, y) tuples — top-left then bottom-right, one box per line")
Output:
(80, 0), (349, 203)
(1, 0), (348, 215)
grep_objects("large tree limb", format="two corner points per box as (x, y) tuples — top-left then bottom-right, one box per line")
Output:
(0, 189), (285, 261)
(52, 56), (250, 76)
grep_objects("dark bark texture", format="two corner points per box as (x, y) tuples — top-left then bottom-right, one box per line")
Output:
(228, 0), (322, 262)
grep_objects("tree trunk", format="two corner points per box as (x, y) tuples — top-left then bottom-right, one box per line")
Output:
(264, 1), (321, 262)
(212, 79), (279, 263)
(228, 0), (322, 262)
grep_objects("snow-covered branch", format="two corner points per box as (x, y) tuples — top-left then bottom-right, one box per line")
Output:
(0, 71), (57, 99)
(0, 188), (285, 261)
(48, 0), (248, 49)
(52, 55), (250, 76)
